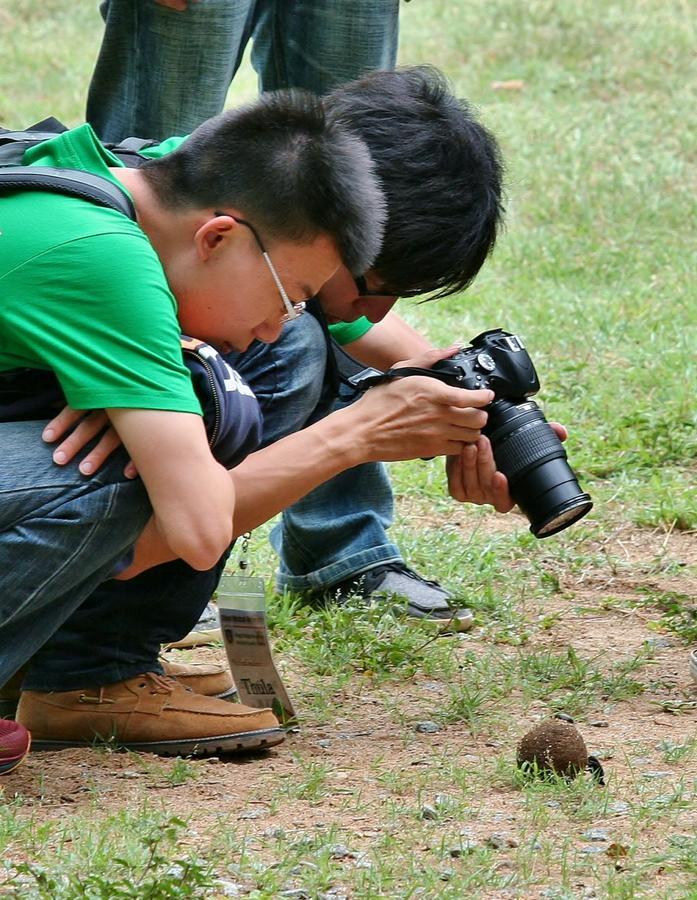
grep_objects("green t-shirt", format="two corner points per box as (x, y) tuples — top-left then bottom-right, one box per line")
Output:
(0, 124), (200, 413)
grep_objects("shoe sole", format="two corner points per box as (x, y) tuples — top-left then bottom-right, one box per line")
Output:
(163, 627), (223, 650)
(216, 686), (239, 702)
(409, 610), (474, 633)
(28, 727), (285, 757)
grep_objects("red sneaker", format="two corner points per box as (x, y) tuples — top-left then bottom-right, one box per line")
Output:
(0, 719), (31, 775)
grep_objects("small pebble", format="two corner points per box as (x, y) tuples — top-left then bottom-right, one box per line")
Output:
(316, 739), (332, 749)
(584, 829), (610, 842)
(238, 807), (266, 820)
(589, 721), (609, 728)
(449, 841), (477, 857)
(645, 637), (673, 649)
(207, 756), (221, 764)
(330, 844), (358, 860)
(579, 845), (606, 855)
(415, 721), (441, 734)
(642, 771), (672, 779)
(439, 869), (454, 881)
(607, 801), (630, 815)
(420, 804), (439, 820)
(485, 832), (519, 850)
(214, 881), (243, 897)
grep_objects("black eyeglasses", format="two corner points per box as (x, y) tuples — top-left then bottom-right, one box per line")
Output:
(215, 212), (306, 323)
(354, 275), (425, 300)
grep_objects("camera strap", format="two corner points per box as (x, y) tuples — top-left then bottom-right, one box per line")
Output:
(347, 365), (458, 393)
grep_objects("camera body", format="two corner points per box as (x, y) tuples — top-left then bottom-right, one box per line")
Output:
(430, 329), (593, 538)
(430, 329), (540, 397)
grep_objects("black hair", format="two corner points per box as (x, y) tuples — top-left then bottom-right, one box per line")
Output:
(326, 66), (504, 298)
(141, 89), (385, 275)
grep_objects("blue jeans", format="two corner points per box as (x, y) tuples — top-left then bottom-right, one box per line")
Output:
(88, 0), (400, 142)
(0, 422), (151, 689)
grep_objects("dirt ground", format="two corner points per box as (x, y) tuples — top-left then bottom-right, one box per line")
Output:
(2, 524), (696, 897)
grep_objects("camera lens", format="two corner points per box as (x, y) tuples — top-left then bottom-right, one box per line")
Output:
(485, 400), (592, 538)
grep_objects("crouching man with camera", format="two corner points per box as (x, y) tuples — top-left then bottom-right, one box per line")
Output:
(0, 85), (500, 758)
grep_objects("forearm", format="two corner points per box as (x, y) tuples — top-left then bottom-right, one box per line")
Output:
(108, 408), (235, 570)
(340, 312), (433, 370)
(230, 407), (362, 536)
(230, 351), (494, 536)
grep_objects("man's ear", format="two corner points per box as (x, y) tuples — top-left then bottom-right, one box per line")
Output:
(194, 213), (237, 261)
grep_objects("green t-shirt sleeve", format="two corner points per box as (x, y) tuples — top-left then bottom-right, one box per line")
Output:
(139, 135), (187, 158)
(0, 232), (200, 413)
(328, 317), (374, 345)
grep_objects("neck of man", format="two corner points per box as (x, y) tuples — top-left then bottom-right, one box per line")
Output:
(108, 167), (202, 268)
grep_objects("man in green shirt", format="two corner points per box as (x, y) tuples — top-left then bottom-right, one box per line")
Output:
(1, 88), (496, 756)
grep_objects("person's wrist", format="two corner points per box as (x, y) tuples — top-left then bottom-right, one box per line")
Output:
(318, 405), (370, 468)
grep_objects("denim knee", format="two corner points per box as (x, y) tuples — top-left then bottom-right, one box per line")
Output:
(226, 315), (330, 444)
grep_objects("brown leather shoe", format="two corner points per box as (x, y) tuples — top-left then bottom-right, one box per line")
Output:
(1, 659), (236, 718)
(160, 657), (236, 700)
(16, 673), (284, 756)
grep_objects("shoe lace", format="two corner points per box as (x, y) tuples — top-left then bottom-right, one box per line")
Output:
(138, 672), (179, 695)
(374, 563), (442, 589)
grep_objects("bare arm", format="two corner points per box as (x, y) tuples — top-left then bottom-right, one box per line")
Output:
(230, 348), (493, 535)
(107, 409), (234, 571)
(340, 311), (433, 370)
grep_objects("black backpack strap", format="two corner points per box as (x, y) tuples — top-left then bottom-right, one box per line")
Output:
(0, 166), (136, 219)
(115, 136), (157, 152)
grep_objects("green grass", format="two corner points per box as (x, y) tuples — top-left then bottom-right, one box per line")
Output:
(2, 0), (696, 897)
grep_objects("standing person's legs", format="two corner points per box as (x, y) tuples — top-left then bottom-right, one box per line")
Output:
(231, 320), (473, 624)
(238, 3), (469, 619)
(87, 0), (256, 142)
(251, 0), (400, 93)
(227, 318), (403, 590)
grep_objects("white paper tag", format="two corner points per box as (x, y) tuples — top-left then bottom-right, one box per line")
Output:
(216, 574), (297, 725)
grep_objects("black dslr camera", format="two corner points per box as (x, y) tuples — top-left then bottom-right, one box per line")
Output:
(351, 329), (592, 538)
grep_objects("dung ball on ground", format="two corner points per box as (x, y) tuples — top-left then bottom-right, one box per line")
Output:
(517, 715), (588, 778)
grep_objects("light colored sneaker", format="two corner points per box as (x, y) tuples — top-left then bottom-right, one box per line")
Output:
(164, 602), (222, 649)
(329, 563), (474, 632)
(16, 673), (284, 756)
(160, 657), (236, 700)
